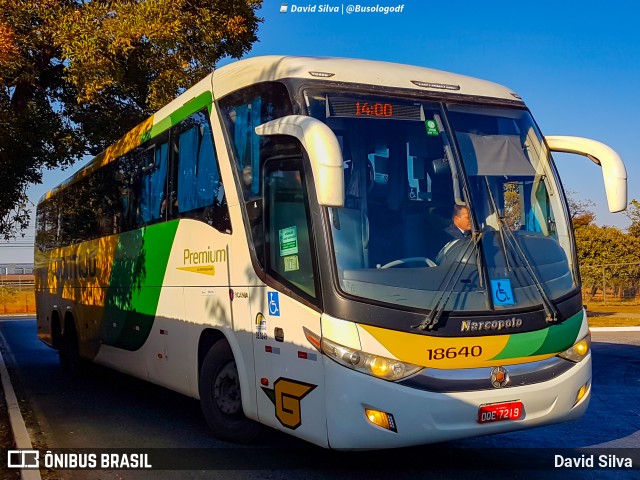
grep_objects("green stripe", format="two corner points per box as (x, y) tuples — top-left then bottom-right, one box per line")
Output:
(43, 91), (214, 203)
(490, 327), (549, 361)
(532, 310), (583, 356)
(490, 310), (583, 361)
(141, 91), (214, 143)
(103, 220), (180, 350)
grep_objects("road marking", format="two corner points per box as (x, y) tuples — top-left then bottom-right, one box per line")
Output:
(0, 328), (42, 480)
(590, 327), (640, 332)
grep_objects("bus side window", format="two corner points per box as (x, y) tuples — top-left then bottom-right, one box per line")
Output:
(218, 82), (294, 203)
(138, 143), (168, 225)
(36, 198), (59, 251)
(116, 151), (140, 231)
(264, 160), (319, 301)
(171, 110), (230, 233)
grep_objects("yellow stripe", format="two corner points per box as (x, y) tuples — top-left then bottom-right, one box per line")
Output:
(39, 116), (156, 203)
(360, 324), (513, 370)
(101, 116), (155, 168)
(176, 265), (216, 276)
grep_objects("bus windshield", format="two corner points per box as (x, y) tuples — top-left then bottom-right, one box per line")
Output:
(304, 90), (576, 315)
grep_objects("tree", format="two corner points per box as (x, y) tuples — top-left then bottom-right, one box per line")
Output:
(0, 0), (262, 239)
(575, 223), (640, 299)
(564, 191), (640, 298)
(625, 199), (640, 237)
(565, 189), (595, 228)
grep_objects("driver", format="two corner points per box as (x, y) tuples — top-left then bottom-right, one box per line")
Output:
(444, 204), (472, 239)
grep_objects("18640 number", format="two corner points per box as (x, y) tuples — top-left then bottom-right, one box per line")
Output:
(426, 346), (482, 360)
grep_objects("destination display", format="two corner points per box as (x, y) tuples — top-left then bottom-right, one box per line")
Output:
(327, 96), (424, 121)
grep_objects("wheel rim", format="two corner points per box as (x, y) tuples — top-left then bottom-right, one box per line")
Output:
(213, 361), (242, 415)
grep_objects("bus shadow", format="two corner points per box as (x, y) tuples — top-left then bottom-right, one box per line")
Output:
(10, 319), (639, 474)
(454, 341), (640, 449)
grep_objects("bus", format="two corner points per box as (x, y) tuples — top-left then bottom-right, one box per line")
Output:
(35, 56), (627, 449)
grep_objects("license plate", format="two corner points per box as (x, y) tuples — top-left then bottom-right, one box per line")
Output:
(478, 401), (523, 424)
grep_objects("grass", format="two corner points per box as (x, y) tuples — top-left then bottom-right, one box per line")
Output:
(587, 317), (640, 327)
(585, 303), (640, 313)
(584, 301), (640, 327)
(1, 286), (637, 326)
(0, 286), (36, 315)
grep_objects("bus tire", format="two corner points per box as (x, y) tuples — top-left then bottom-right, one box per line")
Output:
(199, 340), (261, 443)
(59, 317), (82, 373)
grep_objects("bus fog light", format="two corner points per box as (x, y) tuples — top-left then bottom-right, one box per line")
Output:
(558, 333), (591, 363)
(365, 408), (397, 432)
(574, 382), (589, 406)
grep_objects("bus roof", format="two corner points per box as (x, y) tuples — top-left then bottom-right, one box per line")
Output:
(210, 55), (521, 101)
(39, 56), (522, 204)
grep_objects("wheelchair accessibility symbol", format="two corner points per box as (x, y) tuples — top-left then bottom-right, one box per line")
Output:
(490, 279), (515, 306)
(268, 291), (281, 316)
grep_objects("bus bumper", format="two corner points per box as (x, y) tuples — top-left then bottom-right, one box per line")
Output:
(324, 353), (591, 449)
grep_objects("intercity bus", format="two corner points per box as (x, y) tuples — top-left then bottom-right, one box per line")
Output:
(35, 56), (627, 449)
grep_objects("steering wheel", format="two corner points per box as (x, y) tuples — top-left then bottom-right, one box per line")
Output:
(380, 257), (437, 269)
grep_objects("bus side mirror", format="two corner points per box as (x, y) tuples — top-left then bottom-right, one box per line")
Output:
(255, 115), (344, 207)
(545, 135), (627, 213)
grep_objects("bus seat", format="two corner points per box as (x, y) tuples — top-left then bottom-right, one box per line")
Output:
(403, 212), (429, 259)
(403, 208), (451, 261)
(332, 207), (369, 271)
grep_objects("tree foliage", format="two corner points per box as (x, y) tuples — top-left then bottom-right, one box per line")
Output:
(564, 190), (640, 297)
(575, 223), (640, 297)
(625, 199), (640, 237)
(565, 189), (596, 228)
(0, 0), (262, 238)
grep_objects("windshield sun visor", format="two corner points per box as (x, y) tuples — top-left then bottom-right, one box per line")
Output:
(457, 133), (535, 176)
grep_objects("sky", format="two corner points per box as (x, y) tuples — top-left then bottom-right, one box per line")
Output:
(1, 0), (638, 263)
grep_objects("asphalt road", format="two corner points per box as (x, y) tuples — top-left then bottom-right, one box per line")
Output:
(0, 317), (638, 480)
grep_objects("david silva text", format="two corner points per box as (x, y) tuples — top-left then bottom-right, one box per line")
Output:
(555, 454), (633, 468)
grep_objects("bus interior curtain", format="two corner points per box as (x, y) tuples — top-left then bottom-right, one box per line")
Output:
(150, 142), (168, 220)
(526, 181), (546, 234)
(347, 132), (366, 199)
(386, 136), (406, 211)
(457, 133), (535, 176)
(178, 127), (199, 212)
(196, 123), (218, 208)
(250, 97), (262, 195)
(233, 97), (262, 196)
(139, 170), (152, 224)
(234, 104), (249, 173)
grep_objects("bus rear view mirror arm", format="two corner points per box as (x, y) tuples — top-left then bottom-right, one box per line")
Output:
(545, 136), (627, 213)
(256, 115), (345, 207)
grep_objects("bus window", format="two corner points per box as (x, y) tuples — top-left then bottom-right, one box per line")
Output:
(171, 111), (230, 233)
(219, 82), (293, 201)
(138, 143), (168, 224)
(93, 161), (123, 236)
(264, 159), (319, 301)
(35, 199), (58, 250)
(219, 82), (294, 265)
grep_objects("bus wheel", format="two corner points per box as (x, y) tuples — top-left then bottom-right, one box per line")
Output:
(59, 317), (81, 373)
(199, 340), (261, 443)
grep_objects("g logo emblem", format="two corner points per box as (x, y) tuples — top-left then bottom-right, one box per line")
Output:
(262, 378), (316, 429)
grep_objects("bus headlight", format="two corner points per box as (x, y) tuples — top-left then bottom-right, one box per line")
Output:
(321, 337), (422, 381)
(558, 333), (591, 363)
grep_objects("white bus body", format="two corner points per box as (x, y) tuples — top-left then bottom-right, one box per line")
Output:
(35, 56), (626, 449)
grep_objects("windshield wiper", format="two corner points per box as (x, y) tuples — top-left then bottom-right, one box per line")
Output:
(483, 179), (559, 323)
(414, 235), (478, 331)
